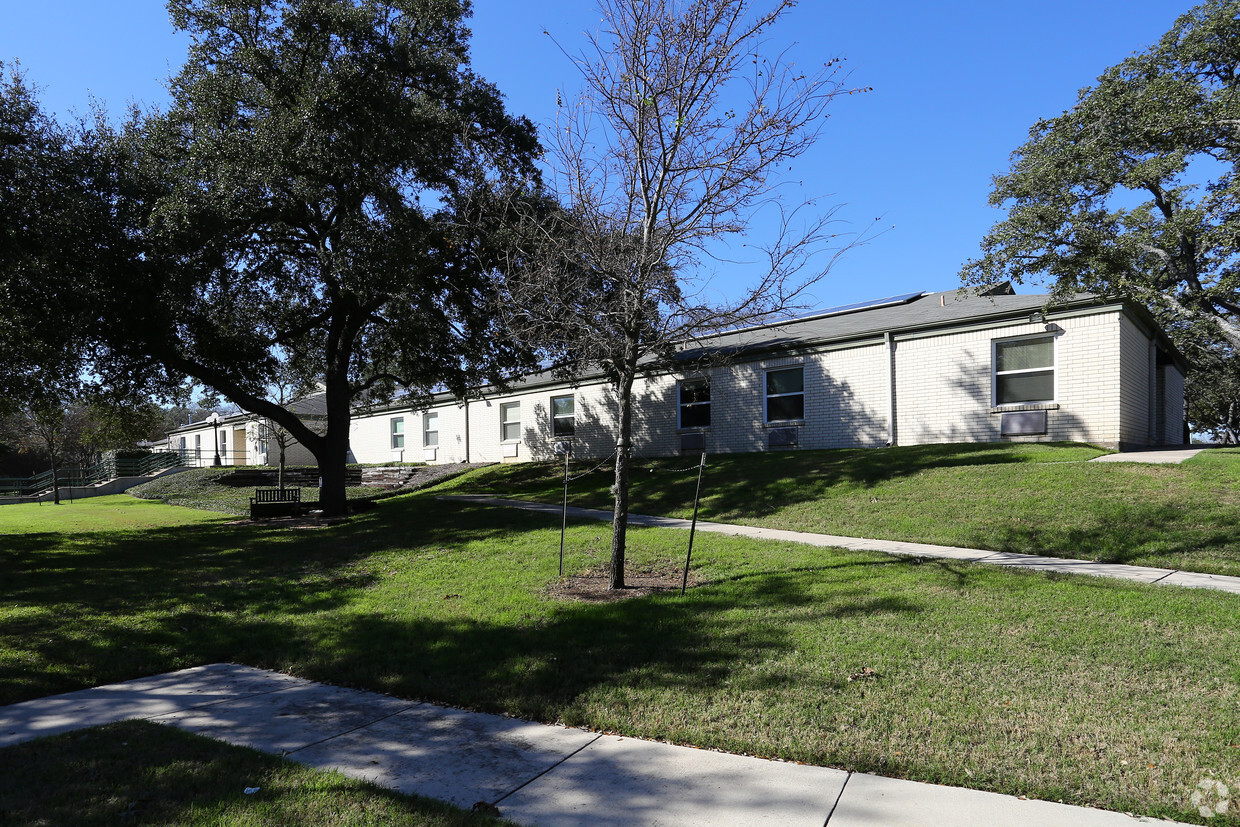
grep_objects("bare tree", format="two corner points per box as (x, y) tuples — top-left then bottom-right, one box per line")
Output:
(1, 399), (85, 504)
(246, 369), (322, 491)
(504, 0), (867, 589)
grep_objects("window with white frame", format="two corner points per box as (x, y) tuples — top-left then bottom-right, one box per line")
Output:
(765, 367), (804, 422)
(423, 412), (438, 447)
(500, 402), (521, 441)
(390, 417), (404, 449)
(551, 395), (575, 437)
(994, 336), (1055, 404)
(679, 378), (711, 428)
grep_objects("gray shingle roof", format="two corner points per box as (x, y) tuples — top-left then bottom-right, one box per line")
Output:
(675, 286), (1091, 361)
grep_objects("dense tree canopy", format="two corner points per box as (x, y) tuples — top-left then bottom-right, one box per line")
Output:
(0, 65), (119, 416)
(962, 0), (1240, 438)
(4, 0), (543, 514)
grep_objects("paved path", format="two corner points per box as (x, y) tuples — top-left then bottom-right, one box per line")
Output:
(0, 664), (1184, 826)
(437, 495), (1240, 596)
(1089, 447), (1210, 464)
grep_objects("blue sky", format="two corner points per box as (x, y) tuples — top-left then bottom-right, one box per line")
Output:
(0, 0), (1195, 310)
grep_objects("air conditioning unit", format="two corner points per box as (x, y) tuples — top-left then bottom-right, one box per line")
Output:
(1000, 411), (1047, 436)
(768, 427), (799, 448)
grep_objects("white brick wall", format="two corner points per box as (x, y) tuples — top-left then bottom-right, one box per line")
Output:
(270, 305), (1184, 466)
(893, 311), (1124, 447)
(1163, 363), (1186, 444)
(1118, 315), (1152, 446)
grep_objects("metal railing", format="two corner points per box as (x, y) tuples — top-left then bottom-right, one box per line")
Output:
(176, 448), (253, 469)
(0, 451), (189, 498)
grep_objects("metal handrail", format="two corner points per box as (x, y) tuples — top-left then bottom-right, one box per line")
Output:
(3, 451), (191, 497)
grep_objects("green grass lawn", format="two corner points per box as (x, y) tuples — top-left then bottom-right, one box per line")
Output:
(128, 468), (388, 516)
(0, 720), (510, 826)
(443, 442), (1240, 577)
(2, 489), (1239, 823)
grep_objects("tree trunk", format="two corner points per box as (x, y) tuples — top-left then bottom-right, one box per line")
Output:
(278, 442), (286, 491)
(609, 371), (636, 590)
(315, 377), (353, 517)
(49, 444), (61, 505)
(318, 444), (348, 515)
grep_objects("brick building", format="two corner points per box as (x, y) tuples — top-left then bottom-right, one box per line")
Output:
(340, 285), (1187, 464)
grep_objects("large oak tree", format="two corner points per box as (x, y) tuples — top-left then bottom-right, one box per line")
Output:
(92, 0), (542, 514)
(962, 0), (1240, 436)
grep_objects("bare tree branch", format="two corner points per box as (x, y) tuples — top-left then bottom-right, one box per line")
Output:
(503, 0), (868, 589)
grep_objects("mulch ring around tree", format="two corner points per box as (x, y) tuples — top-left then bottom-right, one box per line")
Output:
(543, 563), (699, 602)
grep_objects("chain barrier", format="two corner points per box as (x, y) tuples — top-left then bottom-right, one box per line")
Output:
(645, 458), (707, 474)
(566, 450), (619, 482)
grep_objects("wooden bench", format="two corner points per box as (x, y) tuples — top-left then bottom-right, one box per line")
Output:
(249, 487), (306, 519)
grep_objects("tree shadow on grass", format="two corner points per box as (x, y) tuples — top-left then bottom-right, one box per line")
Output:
(0, 494), (924, 716)
(281, 561), (924, 722)
(449, 442), (1103, 521)
(0, 719), (499, 826)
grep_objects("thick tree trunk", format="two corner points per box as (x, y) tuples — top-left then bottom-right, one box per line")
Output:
(315, 374), (353, 517)
(609, 372), (636, 590)
(317, 421), (350, 517)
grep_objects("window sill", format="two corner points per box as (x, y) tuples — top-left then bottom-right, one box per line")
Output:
(676, 427), (711, 434)
(763, 419), (806, 428)
(990, 402), (1059, 414)
(500, 439), (523, 445)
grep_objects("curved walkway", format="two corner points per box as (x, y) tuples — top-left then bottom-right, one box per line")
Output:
(0, 664), (1185, 826)
(437, 495), (1240, 596)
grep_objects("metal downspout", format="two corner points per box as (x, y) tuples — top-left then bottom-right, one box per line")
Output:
(886, 331), (897, 446)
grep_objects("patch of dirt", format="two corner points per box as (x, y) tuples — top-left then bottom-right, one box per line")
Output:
(544, 564), (698, 602)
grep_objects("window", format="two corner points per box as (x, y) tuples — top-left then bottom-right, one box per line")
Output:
(679, 378), (711, 428)
(194, 434), (201, 458)
(766, 367), (804, 422)
(500, 402), (521, 442)
(423, 412), (438, 447)
(994, 336), (1054, 404)
(390, 417), (405, 449)
(551, 395), (575, 437)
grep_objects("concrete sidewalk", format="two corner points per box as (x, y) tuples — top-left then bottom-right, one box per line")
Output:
(0, 664), (1183, 826)
(1089, 447), (1209, 465)
(437, 495), (1240, 596)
